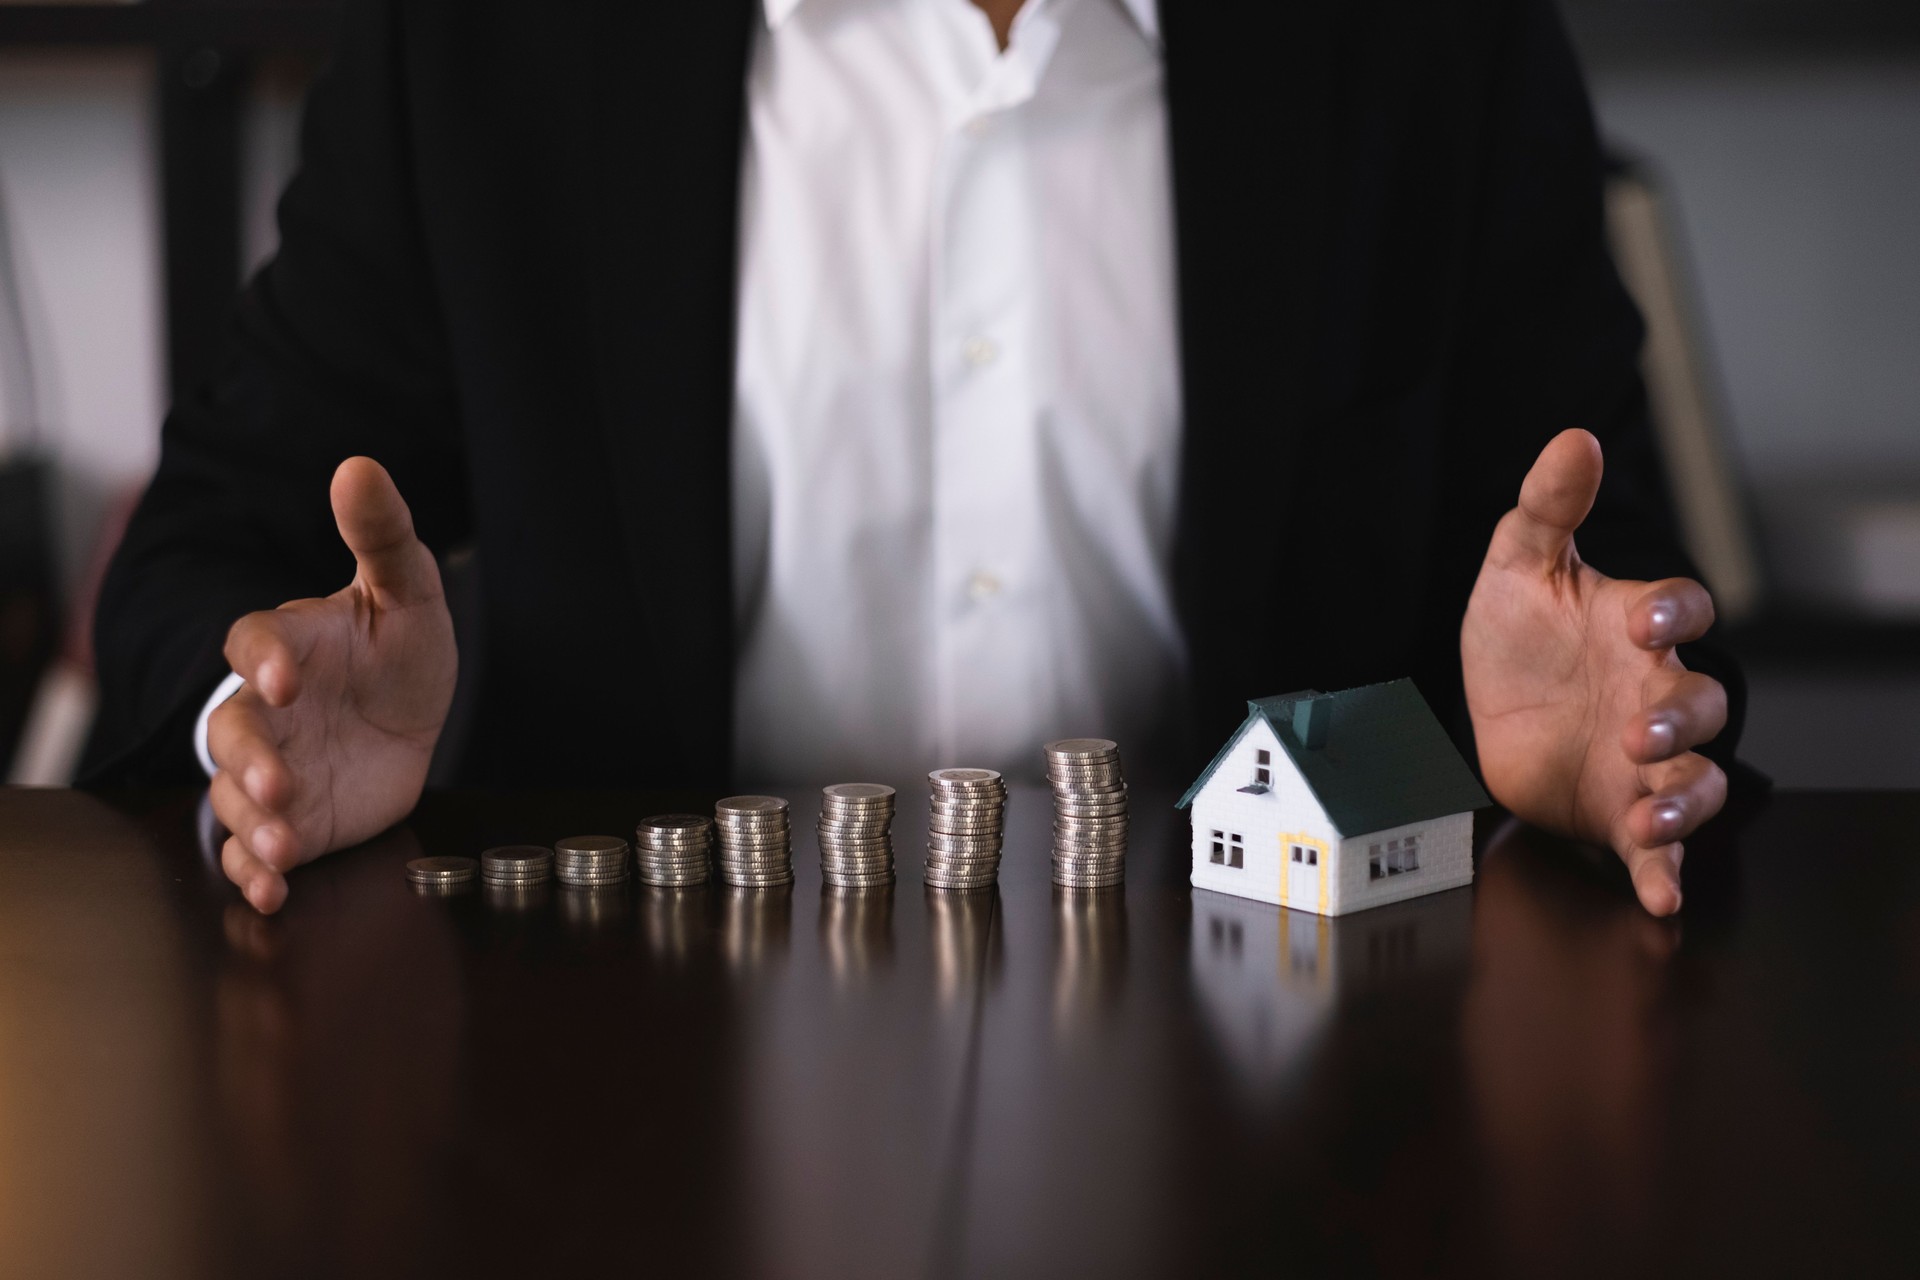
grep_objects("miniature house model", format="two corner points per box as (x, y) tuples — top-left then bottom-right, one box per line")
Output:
(1177, 681), (1489, 917)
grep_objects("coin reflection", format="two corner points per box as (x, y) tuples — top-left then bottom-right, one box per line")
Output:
(641, 883), (711, 965)
(1052, 884), (1127, 1041)
(925, 884), (996, 1008)
(819, 883), (894, 987)
(721, 883), (793, 975)
(557, 882), (630, 938)
(481, 880), (550, 912)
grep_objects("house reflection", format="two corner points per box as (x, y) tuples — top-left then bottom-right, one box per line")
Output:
(1189, 887), (1472, 1092)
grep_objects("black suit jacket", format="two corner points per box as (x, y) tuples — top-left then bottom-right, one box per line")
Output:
(84, 0), (1738, 788)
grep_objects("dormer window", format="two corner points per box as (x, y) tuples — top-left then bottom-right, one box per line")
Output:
(1239, 747), (1273, 794)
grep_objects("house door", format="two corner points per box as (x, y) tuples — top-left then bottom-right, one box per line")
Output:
(1281, 836), (1327, 912)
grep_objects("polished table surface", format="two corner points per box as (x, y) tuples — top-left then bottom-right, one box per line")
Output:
(0, 784), (1914, 1278)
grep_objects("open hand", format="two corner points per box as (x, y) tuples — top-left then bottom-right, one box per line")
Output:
(207, 458), (456, 913)
(1462, 430), (1728, 916)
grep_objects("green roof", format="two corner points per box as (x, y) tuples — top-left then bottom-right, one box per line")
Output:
(1176, 680), (1489, 836)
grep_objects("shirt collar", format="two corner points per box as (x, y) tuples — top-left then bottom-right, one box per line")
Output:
(764, 0), (1161, 44)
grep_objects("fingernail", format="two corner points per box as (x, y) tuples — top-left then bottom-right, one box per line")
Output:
(253, 826), (280, 863)
(1645, 717), (1676, 756)
(1652, 801), (1683, 837)
(245, 765), (268, 801)
(1647, 602), (1675, 643)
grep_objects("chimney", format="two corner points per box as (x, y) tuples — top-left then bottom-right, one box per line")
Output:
(1292, 695), (1330, 750)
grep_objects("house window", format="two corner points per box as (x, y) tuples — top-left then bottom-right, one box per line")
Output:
(1253, 748), (1272, 789)
(1290, 844), (1317, 866)
(1229, 833), (1244, 869)
(1369, 836), (1421, 881)
(1210, 830), (1225, 864)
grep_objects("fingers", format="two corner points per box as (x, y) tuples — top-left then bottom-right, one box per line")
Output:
(1629, 578), (1716, 651)
(1624, 670), (1729, 764)
(331, 457), (440, 605)
(1627, 752), (1729, 846)
(211, 770), (305, 875)
(223, 608), (324, 708)
(206, 693), (294, 810)
(1613, 752), (1729, 918)
(1487, 428), (1604, 571)
(223, 836), (289, 914)
(1622, 842), (1684, 918)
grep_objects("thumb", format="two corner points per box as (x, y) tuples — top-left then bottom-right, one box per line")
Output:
(330, 457), (439, 604)
(1488, 428), (1604, 572)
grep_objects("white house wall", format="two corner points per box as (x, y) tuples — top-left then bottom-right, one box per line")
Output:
(1329, 811), (1475, 915)
(1188, 720), (1334, 908)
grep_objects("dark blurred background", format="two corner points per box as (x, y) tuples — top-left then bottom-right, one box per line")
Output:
(1, 0), (1916, 786)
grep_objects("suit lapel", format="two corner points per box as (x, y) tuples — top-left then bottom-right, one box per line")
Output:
(1162, 1), (1340, 727)
(588, 0), (757, 768)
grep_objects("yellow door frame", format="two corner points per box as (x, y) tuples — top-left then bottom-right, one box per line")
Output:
(1278, 831), (1330, 911)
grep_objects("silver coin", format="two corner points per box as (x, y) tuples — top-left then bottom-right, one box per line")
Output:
(824, 782), (896, 802)
(555, 834), (629, 855)
(823, 870), (897, 887)
(638, 813), (712, 832)
(482, 844), (553, 867)
(1052, 871), (1126, 888)
(719, 871), (796, 887)
(1044, 737), (1119, 759)
(716, 794), (789, 815)
(638, 870), (710, 886)
(411, 879), (474, 896)
(407, 856), (478, 884)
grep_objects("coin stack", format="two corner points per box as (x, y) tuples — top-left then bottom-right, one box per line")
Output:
(817, 783), (897, 888)
(634, 814), (714, 887)
(553, 834), (632, 887)
(1045, 738), (1129, 888)
(480, 845), (553, 888)
(924, 767), (1008, 890)
(406, 855), (477, 894)
(714, 796), (794, 888)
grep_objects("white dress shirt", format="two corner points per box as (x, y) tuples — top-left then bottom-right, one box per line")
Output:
(203, 0), (1186, 787)
(733, 0), (1185, 785)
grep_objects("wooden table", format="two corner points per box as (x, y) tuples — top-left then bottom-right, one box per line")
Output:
(0, 785), (1914, 1277)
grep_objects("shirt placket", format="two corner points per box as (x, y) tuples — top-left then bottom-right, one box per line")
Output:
(924, 1), (1062, 764)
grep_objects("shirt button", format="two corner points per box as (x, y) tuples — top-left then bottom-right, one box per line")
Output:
(967, 570), (1003, 603)
(962, 336), (998, 368)
(964, 116), (992, 139)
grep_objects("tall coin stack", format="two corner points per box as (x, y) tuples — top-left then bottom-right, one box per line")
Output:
(817, 783), (897, 888)
(714, 796), (794, 887)
(634, 814), (714, 886)
(553, 834), (632, 887)
(924, 768), (1008, 890)
(1045, 738), (1129, 888)
(481, 845), (553, 888)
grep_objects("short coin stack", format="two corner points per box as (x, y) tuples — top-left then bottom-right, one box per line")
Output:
(553, 834), (631, 887)
(1045, 738), (1129, 888)
(714, 796), (794, 888)
(817, 783), (897, 887)
(634, 814), (714, 887)
(406, 855), (477, 893)
(481, 845), (554, 888)
(924, 768), (1008, 890)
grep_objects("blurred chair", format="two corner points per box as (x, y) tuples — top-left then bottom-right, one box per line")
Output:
(1603, 152), (1767, 623)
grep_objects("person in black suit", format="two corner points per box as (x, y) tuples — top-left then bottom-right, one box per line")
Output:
(85, 0), (1738, 917)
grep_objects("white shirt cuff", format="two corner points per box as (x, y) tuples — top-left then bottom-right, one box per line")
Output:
(194, 670), (247, 778)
